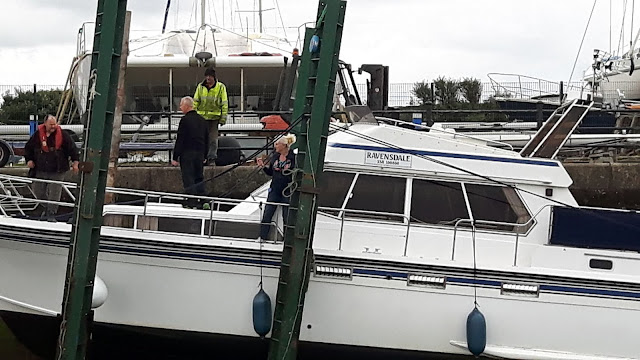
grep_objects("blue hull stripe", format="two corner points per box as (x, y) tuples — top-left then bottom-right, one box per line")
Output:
(329, 143), (559, 167)
(1, 228), (639, 301)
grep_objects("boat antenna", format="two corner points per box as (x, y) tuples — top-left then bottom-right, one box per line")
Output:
(568, 0), (598, 85)
(162, 0), (172, 34)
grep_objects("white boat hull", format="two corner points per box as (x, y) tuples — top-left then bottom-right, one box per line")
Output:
(1, 220), (639, 359)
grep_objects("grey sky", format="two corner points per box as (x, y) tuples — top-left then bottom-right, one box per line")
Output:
(0, 0), (634, 85)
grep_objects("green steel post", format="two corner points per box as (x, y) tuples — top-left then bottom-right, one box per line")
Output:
(268, 1), (346, 359)
(55, 0), (128, 359)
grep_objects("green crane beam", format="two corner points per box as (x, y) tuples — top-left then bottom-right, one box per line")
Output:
(55, 0), (128, 359)
(268, 1), (346, 359)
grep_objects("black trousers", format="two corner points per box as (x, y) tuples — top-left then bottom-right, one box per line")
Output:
(180, 151), (206, 206)
(260, 187), (289, 239)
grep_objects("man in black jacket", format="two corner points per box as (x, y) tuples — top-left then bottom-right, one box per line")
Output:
(24, 115), (79, 220)
(171, 96), (209, 209)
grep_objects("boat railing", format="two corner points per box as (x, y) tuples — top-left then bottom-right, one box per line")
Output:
(316, 206), (412, 254)
(487, 73), (567, 101)
(378, 117), (515, 151)
(0, 174), (287, 240)
(451, 204), (554, 266)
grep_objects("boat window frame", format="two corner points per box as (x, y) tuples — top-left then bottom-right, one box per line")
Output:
(407, 177), (472, 229)
(460, 181), (535, 235)
(340, 171), (409, 224)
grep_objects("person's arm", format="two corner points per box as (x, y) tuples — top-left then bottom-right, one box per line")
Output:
(219, 84), (228, 123)
(262, 154), (274, 176)
(62, 131), (80, 172)
(173, 119), (185, 161)
(24, 133), (38, 164)
(193, 85), (201, 110)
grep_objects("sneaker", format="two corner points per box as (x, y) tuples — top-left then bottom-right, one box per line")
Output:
(202, 203), (211, 210)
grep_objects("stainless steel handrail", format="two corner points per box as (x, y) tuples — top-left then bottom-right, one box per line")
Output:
(450, 204), (554, 265)
(375, 117), (515, 151)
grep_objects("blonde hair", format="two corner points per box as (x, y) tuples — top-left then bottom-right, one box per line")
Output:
(277, 133), (297, 147)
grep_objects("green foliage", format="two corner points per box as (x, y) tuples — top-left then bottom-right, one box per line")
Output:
(412, 80), (433, 105)
(0, 88), (63, 125)
(459, 77), (482, 104)
(405, 76), (508, 123)
(433, 76), (460, 108)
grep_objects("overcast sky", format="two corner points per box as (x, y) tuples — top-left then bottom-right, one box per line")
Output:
(0, 0), (636, 86)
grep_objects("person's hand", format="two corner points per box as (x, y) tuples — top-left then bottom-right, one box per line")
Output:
(256, 157), (264, 167)
(27, 160), (35, 169)
(171, 160), (179, 166)
(71, 161), (79, 174)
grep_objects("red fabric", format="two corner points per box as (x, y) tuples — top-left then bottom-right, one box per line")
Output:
(38, 124), (63, 152)
(259, 115), (289, 130)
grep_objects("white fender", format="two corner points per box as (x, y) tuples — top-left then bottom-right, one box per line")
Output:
(91, 276), (108, 309)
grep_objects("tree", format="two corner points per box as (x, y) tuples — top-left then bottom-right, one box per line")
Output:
(0, 88), (63, 125)
(433, 76), (460, 108)
(459, 77), (482, 104)
(412, 80), (434, 105)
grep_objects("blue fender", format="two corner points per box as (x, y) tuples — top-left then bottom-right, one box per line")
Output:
(252, 288), (272, 337)
(466, 307), (486, 356)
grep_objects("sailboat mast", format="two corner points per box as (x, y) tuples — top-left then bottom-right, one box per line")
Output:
(201, 0), (206, 27)
(259, 0), (263, 33)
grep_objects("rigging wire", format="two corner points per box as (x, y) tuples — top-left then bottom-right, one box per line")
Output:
(274, 0), (289, 40)
(632, 0), (636, 52)
(618, 0), (629, 54)
(568, 0), (598, 84)
(188, 0), (197, 29)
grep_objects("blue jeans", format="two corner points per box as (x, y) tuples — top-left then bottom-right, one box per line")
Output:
(260, 187), (289, 239)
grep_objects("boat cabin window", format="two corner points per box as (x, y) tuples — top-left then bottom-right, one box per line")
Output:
(205, 220), (262, 239)
(410, 180), (468, 226)
(103, 214), (135, 229)
(136, 216), (202, 235)
(318, 171), (355, 216)
(465, 184), (532, 233)
(344, 174), (406, 222)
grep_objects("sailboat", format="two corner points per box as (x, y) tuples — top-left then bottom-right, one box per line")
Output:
(71, 0), (297, 126)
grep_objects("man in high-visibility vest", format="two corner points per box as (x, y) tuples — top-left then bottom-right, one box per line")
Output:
(193, 67), (228, 164)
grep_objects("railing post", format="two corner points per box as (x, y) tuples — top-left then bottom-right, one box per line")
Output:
(513, 232), (520, 267)
(536, 101), (544, 129)
(403, 216), (410, 256)
(338, 212), (345, 251)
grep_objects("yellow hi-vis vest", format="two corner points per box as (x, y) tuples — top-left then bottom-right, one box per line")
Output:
(193, 81), (228, 123)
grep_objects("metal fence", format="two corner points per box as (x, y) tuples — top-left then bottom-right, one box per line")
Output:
(2, 80), (636, 122)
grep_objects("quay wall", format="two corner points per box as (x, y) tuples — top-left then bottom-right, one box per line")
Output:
(2, 163), (640, 209)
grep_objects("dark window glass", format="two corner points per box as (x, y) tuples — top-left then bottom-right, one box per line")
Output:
(345, 174), (405, 221)
(589, 259), (613, 270)
(205, 220), (263, 239)
(103, 214), (134, 228)
(318, 171), (355, 215)
(410, 180), (469, 226)
(465, 184), (532, 233)
(136, 216), (202, 235)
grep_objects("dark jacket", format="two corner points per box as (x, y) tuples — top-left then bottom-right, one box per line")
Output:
(263, 151), (296, 192)
(24, 129), (79, 173)
(173, 110), (209, 161)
